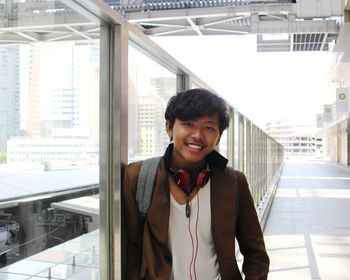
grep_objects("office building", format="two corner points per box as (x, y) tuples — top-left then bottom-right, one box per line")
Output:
(0, 45), (20, 152)
(266, 119), (322, 157)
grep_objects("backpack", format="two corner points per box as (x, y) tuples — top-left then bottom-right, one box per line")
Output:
(136, 156), (239, 240)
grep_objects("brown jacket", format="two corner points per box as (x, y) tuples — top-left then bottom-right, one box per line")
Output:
(122, 158), (269, 280)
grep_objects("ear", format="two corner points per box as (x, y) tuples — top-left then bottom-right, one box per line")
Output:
(166, 120), (173, 139)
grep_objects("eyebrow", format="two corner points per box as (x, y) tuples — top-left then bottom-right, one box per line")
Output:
(203, 120), (219, 125)
(181, 119), (218, 125)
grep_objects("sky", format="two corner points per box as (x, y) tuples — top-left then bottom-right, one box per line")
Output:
(152, 35), (337, 130)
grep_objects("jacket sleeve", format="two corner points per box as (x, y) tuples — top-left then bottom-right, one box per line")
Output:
(122, 162), (143, 280)
(235, 171), (270, 280)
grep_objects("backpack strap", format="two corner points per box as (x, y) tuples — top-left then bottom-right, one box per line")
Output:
(136, 156), (161, 264)
(136, 156), (162, 217)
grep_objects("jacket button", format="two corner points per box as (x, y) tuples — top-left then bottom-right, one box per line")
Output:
(163, 255), (172, 263)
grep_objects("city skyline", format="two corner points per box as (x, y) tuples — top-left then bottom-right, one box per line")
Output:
(1, 42), (180, 165)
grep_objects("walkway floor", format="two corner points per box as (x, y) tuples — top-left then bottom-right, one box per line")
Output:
(264, 159), (350, 280)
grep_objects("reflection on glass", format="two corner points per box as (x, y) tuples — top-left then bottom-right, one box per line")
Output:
(128, 45), (176, 163)
(0, 1), (101, 278)
(218, 130), (228, 158)
(244, 120), (250, 175)
(191, 81), (202, 89)
(4, 42), (100, 166)
(234, 112), (239, 169)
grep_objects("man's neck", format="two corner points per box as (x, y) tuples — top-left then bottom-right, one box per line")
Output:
(170, 150), (206, 171)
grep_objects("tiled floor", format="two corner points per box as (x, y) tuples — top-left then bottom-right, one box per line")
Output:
(264, 159), (350, 280)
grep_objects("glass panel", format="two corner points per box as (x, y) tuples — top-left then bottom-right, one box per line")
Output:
(218, 130), (228, 158)
(191, 80), (203, 89)
(0, 1), (101, 279)
(128, 44), (177, 163)
(244, 119), (250, 179)
(238, 115), (245, 172)
(226, 111), (234, 167)
(233, 111), (239, 169)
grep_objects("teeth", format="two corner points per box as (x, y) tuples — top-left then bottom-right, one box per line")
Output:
(188, 144), (202, 150)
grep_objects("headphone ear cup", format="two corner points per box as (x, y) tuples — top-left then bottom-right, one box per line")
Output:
(173, 169), (191, 194)
(196, 170), (210, 189)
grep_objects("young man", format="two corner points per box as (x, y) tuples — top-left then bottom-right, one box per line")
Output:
(123, 88), (269, 279)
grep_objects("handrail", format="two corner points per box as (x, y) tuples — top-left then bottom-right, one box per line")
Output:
(28, 243), (99, 279)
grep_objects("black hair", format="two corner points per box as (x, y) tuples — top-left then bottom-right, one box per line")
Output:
(164, 88), (230, 134)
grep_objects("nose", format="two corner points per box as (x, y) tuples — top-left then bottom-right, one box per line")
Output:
(191, 127), (203, 140)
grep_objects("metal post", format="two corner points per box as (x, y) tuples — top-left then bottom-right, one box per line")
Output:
(99, 23), (129, 280)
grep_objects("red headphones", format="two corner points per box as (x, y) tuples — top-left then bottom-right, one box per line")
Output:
(163, 143), (211, 195)
(172, 168), (210, 195)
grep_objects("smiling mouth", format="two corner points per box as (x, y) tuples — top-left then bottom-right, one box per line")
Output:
(187, 143), (204, 150)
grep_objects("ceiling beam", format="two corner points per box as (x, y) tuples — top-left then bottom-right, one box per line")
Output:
(186, 18), (203, 36)
(127, 4), (294, 22)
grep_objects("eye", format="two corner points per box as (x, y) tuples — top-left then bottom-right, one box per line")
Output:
(206, 126), (216, 132)
(182, 122), (193, 127)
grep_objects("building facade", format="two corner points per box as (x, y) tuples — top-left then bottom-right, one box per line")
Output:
(0, 45), (20, 152)
(266, 119), (322, 157)
(6, 137), (98, 166)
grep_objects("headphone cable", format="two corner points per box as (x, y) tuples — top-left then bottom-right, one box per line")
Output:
(188, 199), (194, 280)
(188, 193), (201, 280)
(193, 194), (200, 280)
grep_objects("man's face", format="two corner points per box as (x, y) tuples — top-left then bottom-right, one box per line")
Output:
(166, 113), (221, 169)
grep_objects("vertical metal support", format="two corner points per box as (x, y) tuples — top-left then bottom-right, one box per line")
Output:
(233, 110), (239, 170)
(245, 120), (251, 185)
(262, 133), (266, 195)
(99, 23), (128, 280)
(100, 25), (111, 280)
(250, 125), (253, 203)
(255, 126), (259, 205)
(258, 128), (263, 203)
(238, 115), (244, 172)
(177, 73), (190, 92)
(113, 24), (129, 280)
(227, 108), (234, 167)
(254, 126), (258, 204)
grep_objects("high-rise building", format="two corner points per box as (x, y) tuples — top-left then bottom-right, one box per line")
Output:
(137, 94), (165, 157)
(266, 119), (322, 157)
(0, 45), (20, 152)
(6, 42), (100, 165)
(26, 44), (41, 138)
(25, 42), (99, 140)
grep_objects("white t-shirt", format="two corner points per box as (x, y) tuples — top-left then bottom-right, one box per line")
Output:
(168, 180), (221, 280)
